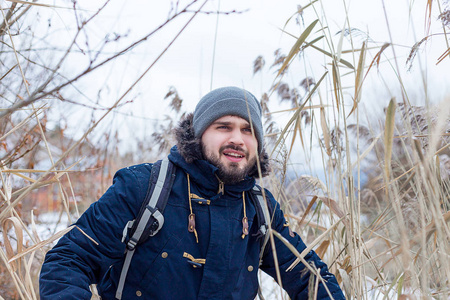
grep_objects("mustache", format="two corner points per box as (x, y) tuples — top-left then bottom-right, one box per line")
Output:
(219, 145), (248, 156)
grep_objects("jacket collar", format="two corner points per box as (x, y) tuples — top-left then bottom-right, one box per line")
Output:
(168, 146), (255, 199)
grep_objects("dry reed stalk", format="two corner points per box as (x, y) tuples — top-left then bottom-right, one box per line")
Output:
(0, 0), (78, 232)
(273, 19), (319, 84)
(286, 216), (345, 271)
(1, 217), (37, 299)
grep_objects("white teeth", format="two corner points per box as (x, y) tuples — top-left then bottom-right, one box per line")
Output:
(225, 152), (243, 158)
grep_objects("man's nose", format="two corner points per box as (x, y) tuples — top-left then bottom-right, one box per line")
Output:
(228, 129), (244, 145)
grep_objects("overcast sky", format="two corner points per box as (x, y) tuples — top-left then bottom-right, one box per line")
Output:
(41, 0), (450, 110)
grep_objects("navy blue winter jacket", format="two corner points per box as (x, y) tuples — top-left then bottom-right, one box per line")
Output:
(40, 147), (345, 299)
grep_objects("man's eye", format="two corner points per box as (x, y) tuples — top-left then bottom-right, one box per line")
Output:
(217, 126), (229, 130)
(243, 128), (252, 133)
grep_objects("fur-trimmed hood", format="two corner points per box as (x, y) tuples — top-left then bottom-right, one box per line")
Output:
(174, 113), (270, 178)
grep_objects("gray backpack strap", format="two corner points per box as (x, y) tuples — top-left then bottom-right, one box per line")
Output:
(252, 186), (271, 264)
(251, 185), (272, 300)
(116, 248), (136, 300)
(116, 158), (175, 299)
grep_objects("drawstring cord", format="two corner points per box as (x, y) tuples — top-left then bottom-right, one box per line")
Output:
(242, 191), (249, 239)
(215, 174), (224, 195)
(187, 174), (199, 243)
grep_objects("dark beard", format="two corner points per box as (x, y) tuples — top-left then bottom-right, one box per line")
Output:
(202, 144), (256, 184)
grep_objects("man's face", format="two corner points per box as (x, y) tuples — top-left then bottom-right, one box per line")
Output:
(201, 115), (258, 184)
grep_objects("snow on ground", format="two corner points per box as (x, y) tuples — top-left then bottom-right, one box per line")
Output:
(258, 264), (421, 299)
(0, 212), (75, 257)
(35, 212), (73, 241)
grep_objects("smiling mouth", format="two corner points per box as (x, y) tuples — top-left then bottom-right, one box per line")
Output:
(224, 152), (244, 158)
(222, 149), (246, 162)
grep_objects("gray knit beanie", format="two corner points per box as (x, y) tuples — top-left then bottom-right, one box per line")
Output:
(193, 86), (264, 153)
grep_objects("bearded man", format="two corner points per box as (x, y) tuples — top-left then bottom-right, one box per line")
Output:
(40, 87), (345, 299)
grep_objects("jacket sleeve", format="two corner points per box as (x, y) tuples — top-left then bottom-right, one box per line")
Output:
(260, 189), (345, 300)
(39, 166), (150, 299)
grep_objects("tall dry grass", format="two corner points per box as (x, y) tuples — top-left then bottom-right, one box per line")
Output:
(251, 1), (450, 299)
(1, 0), (449, 299)
(0, 0), (208, 299)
